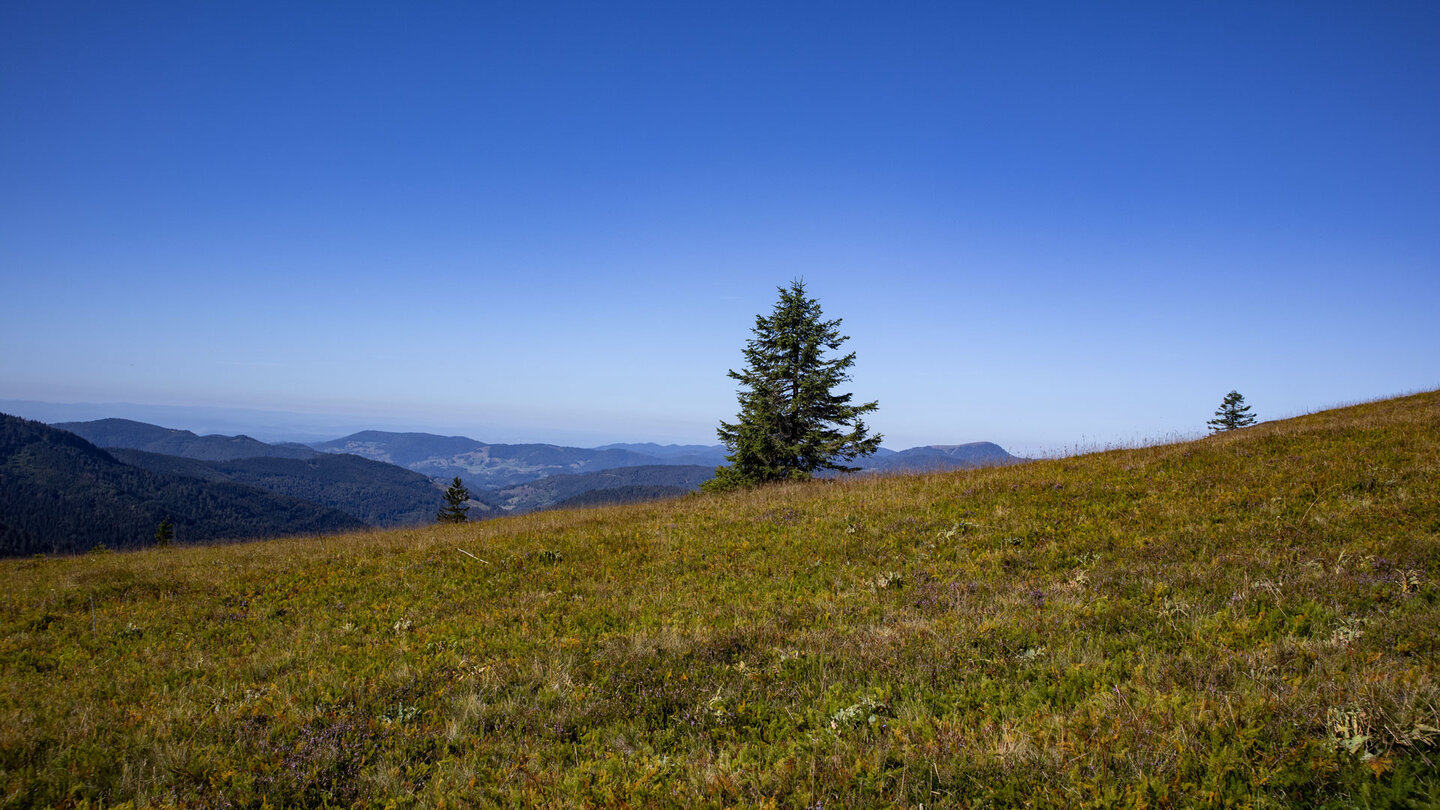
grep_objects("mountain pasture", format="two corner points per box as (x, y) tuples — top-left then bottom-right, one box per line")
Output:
(2, 393), (1438, 806)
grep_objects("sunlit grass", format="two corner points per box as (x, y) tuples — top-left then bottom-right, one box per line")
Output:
(3, 392), (1438, 807)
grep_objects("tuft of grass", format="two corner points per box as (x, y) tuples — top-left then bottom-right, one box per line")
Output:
(3, 392), (1439, 807)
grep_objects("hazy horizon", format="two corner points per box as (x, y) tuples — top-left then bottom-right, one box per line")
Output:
(6, 387), (1432, 460)
(0, 396), (1019, 451)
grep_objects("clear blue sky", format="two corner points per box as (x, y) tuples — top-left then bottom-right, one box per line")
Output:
(2, 2), (1437, 453)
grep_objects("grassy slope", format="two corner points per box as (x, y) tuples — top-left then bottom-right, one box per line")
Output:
(2, 392), (1438, 808)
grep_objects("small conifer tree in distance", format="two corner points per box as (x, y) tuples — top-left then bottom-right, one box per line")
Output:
(703, 280), (881, 492)
(437, 476), (471, 523)
(154, 517), (174, 547)
(1208, 390), (1257, 432)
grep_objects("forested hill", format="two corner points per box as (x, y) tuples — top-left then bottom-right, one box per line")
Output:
(594, 442), (730, 467)
(107, 449), (445, 528)
(54, 418), (316, 461)
(858, 441), (1021, 472)
(0, 414), (364, 556)
(482, 465), (716, 514)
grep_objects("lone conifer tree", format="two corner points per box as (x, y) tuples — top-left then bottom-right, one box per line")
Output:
(437, 476), (471, 523)
(154, 517), (174, 547)
(703, 280), (881, 491)
(1208, 390), (1257, 432)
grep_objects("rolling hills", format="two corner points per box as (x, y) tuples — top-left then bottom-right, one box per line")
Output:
(106, 449), (444, 528)
(0, 414), (365, 555)
(38, 421), (723, 525)
(54, 418), (318, 461)
(46, 419), (1025, 525)
(859, 441), (1021, 471)
(311, 431), (702, 488)
(313, 431), (1018, 488)
(484, 464), (716, 513)
(596, 442), (731, 467)
(2, 391), (1436, 806)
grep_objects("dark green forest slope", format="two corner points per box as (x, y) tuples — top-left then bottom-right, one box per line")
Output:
(552, 483), (691, 509)
(487, 464), (715, 513)
(0, 414), (364, 555)
(108, 449), (444, 527)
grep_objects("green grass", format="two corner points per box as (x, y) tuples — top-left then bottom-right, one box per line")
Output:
(3, 392), (1439, 808)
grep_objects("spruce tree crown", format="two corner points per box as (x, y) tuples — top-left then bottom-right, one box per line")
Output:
(704, 280), (881, 491)
(437, 476), (471, 523)
(1207, 390), (1257, 432)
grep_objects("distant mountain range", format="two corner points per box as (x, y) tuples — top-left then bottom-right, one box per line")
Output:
(54, 418), (317, 461)
(52, 417), (1020, 484)
(857, 442), (1020, 472)
(311, 432), (1020, 487)
(594, 443), (733, 467)
(310, 431), (727, 489)
(2, 413), (1023, 556)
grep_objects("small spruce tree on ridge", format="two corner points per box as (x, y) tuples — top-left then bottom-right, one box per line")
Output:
(1208, 390), (1257, 432)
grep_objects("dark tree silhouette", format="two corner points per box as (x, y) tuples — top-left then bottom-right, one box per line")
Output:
(1208, 390), (1257, 432)
(437, 476), (471, 523)
(704, 280), (881, 491)
(154, 517), (174, 547)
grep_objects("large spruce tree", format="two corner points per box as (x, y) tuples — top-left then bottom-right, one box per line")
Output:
(1207, 390), (1257, 432)
(704, 280), (881, 491)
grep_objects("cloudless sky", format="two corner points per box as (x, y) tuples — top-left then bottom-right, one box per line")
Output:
(2, 1), (1437, 454)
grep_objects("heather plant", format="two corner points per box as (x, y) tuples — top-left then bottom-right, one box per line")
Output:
(2, 391), (1437, 807)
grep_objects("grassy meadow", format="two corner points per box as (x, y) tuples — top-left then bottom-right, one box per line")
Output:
(3, 392), (1439, 808)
